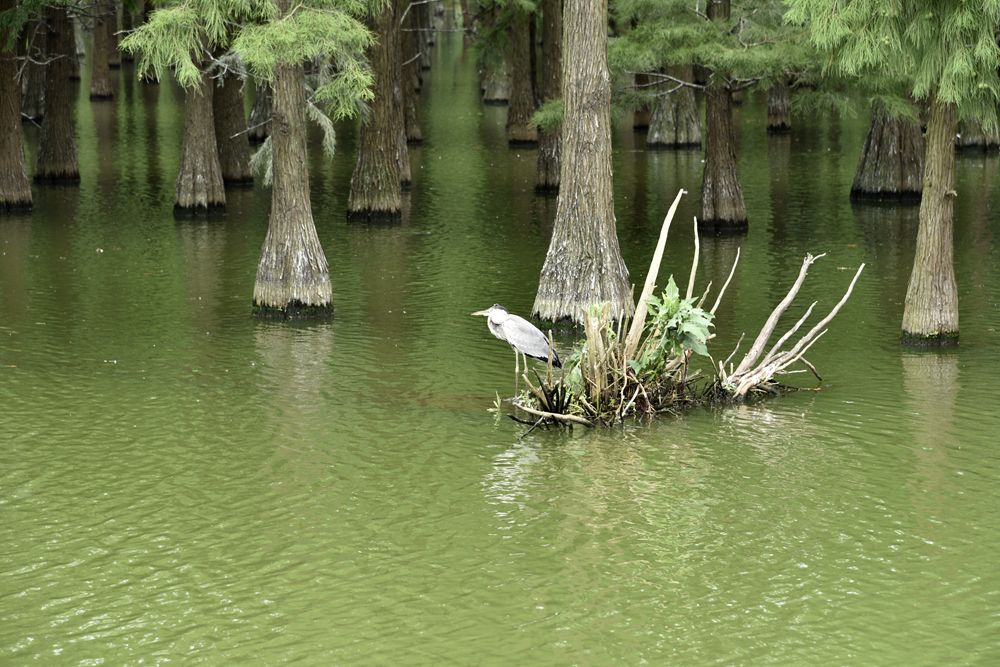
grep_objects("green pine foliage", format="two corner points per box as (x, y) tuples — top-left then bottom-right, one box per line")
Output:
(609, 0), (814, 93)
(785, 0), (1000, 124)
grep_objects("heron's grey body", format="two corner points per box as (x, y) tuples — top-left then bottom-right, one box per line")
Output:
(472, 304), (561, 368)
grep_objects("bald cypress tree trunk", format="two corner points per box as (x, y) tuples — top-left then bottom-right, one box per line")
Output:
(1, 0), (32, 211)
(20, 20), (46, 122)
(535, 0), (562, 191)
(348, 1), (403, 218)
(700, 84), (747, 232)
(851, 104), (923, 200)
(402, 4), (422, 144)
(506, 6), (537, 145)
(533, 0), (632, 324)
(90, 0), (114, 99)
(105, 1), (120, 68)
(647, 66), (701, 148)
(213, 71), (253, 184)
(700, 0), (746, 233)
(253, 61), (332, 318)
(175, 70), (225, 211)
(766, 81), (791, 133)
(248, 83), (271, 143)
(955, 118), (1000, 151)
(902, 99), (958, 345)
(35, 5), (79, 183)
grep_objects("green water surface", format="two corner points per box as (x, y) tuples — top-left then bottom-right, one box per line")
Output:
(2, 35), (999, 665)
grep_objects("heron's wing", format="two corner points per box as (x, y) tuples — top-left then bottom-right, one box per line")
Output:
(502, 314), (555, 361)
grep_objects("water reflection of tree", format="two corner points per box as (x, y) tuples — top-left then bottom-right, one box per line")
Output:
(900, 352), (958, 536)
(0, 216), (32, 324)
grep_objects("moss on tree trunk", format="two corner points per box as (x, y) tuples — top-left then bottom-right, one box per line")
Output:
(646, 66), (701, 148)
(901, 99), (958, 345)
(766, 80), (791, 133)
(506, 7), (537, 145)
(252, 62), (332, 319)
(851, 104), (923, 201)
(213, 71), (253, 184)
(700, 84), (747, 232)
(535, 0), (562, 192)
(175, 69), (225, 211)
(90, 0), (115, 99)
(248, 83), (271, 144)
(1, 0), (32, 211)
(35, 5), (79, 183)
(533, 0), (632, 324)
(348, 1), (404, 218)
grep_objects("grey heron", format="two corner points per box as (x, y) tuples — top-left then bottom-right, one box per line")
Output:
(472, 304), (561, 388)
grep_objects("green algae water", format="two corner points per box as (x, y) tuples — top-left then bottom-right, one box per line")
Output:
(3, 36), (1000, 665)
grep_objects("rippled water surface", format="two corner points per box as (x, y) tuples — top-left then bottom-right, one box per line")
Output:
(3, 36), (1000, 665)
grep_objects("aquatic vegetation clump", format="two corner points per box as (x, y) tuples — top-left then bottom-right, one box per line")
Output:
(511, 190), (865, 427)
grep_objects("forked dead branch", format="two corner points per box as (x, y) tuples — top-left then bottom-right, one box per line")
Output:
(511, 189), (865, 426)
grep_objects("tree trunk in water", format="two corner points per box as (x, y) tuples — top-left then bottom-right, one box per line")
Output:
(633, 73), (650, 130)
(105, 1), (120, 68)
(175, 70), (225, 211)
(700, 84), (746, 232)
(402, 3), (422, 144)
(506, 7), (537, 144)
(20, 20), (46, 121)
(955, 118), (1000, 151)
(533, 0), (632, 324)
(392, 0), (410, 187)
(1, 0), (32, 211)
(252, 61), (332, 318)
(90, 0), (114, 99)
(480, 57), (510, 104)
(766, 80), (790, 133)
(70, 15), (84, 80)
(646, 66), (700, 148)
(248, 83), (271, 143)
(535, 0), (562, 192)
(902, 99), (958, 345)
(35, 5), (79, 183)
(213, 72), (253, 184)
(348, 1), (403, 218)
(851, 104), (923, 201)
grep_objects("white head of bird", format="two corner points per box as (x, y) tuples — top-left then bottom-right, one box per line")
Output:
(471, 304), (561, 368)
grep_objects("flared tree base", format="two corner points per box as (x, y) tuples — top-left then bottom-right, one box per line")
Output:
(252, 300), (333, 321)
(766, 123), (791, 135)
(173, 203), (226, 218)
(901, 330), (959, 347)
(346, 208), (402, 223)
(698, 217), (748, 235)
(850, 188), (922, 204)
(34, 173), (81, 185)
(0, 199), (32, 213)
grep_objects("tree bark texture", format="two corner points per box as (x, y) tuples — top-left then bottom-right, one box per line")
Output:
(248, 82), (271, 143)
(213, 72), (253, 184)
(402, 3), (423, 144)
(35, 5), (79, 183)
(902, 99), (958, 345)
(535, 0), (562, 191)
(348, 1), (403, 218)
(955, 118), (1000, 151)
(480, 57), (509, 104)
(700, 84), (747, 232)
(766, 80), (790, 133)
(90, 0), (114, 98)
(1, 0), (32, 210)
(533, 0), (632, 324)
(253, 61), (332, 318)
(851, 105), (924, 201)
(105, 1), (120, 68)
(646, 66), (701, 148)
(20, 20), (46, 121)
(506, 7), (537, 144)
(175, 70), (225, 210)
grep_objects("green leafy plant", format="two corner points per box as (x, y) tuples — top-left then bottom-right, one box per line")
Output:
(630, 276), (713, 379)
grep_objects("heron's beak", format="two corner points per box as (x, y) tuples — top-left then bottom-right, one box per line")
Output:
(471, 309), (490, 317)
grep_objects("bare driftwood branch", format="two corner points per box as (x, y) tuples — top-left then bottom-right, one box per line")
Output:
(513, 402), (593, 427)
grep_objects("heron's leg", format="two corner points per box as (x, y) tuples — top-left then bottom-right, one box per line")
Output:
(513, 348), (520, 396)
